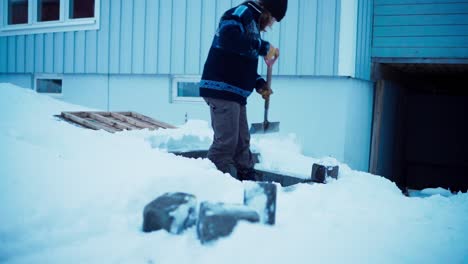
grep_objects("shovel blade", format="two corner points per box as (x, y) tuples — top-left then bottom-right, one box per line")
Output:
(250, 121), (280, 134)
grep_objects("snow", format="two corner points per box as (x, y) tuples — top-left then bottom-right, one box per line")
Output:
(1, 83), (467, 263)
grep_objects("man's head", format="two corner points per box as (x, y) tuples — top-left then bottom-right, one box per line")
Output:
(258, 0), (288, 22)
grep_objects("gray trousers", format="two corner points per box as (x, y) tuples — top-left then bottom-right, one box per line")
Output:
(204, 97), (254, 178)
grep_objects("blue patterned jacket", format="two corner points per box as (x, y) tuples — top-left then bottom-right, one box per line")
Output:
(199, 1), (270, 105)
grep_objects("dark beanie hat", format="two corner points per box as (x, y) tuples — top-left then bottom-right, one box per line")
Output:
(261, 0), (288, 22)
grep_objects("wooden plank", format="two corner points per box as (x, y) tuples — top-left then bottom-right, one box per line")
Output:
(87, 112), (134, 130)
(110, 112), (157, 129)
(370, 80), (384, 174)
(127, 111), (177, 129)
(61, 112), (118, 133)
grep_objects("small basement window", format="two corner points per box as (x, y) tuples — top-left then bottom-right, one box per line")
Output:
(171, 76), (202, 103)
(35, 77), (62, 94)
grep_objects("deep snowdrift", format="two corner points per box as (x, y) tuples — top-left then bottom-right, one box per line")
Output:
(1, 83), (467, 264)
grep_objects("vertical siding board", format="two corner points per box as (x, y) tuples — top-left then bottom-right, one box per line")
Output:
(262, 17), (281, 75)
(120, 0), (133, 73)
(109, 0), (121, 74)
(365, 0), (373, 79)
(158, 0), (172, 74)
(356, 0), (372, 80)
(97, 0), (110, 73)
(35, 35), (44, 73)
(44, 33), (54, 73)
(0, 38), (6, 72)
(64, 32), (75, 73)
(297, 0), (317, 75)
(170, 0), (186, 74)
(145, 0), (159, 74)
(132, 0), (146, 74)
(85, 30), (98, 73)
(74, 31), (86, 73)
(278, 0), (299, 75)
(16, 35), (26, 73)
(333, 0), (341, 75)
(359, 0), (365, 78)
(200, 0), (216, 74)
(316, 0), (337, 75)
(54, 33), (64, 73)
(7, 37), (16, 73)
(185, 0), (202, 74)
(133, 0), (146, 74)
(25, 35), (35, 73)
(361, 0), (368, 79)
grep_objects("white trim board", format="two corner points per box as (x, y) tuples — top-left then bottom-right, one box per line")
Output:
(0, 0), (100, 36)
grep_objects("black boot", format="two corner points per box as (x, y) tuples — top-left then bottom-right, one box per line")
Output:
(237, 168), (262, 182)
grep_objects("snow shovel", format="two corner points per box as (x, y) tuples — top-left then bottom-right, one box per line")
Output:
(250, 58), (280, 134)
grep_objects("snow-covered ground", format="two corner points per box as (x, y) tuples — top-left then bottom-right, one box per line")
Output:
(1, 83), (467, 264)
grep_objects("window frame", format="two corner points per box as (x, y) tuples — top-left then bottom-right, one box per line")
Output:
(171, 75), (203, 104)
(34, 73), (64, 97)
(0, 0), (100, 36)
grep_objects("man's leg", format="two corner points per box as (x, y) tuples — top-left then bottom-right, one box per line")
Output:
(234, 104), (255, 180)
(204, 97), (241, 178)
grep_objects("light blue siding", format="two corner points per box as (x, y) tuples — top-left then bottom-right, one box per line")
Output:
(170, 0), (186, 74)
(315, 0), (340, 75)
(120, 0), (133, 74)
(64, 32), (75, 73)
(144, 0), (159, 74)
(200, 0), (216, 73)
(85, 30), (98, 73)
(185, 0), (202, 74)
(157, 0), (172, 74)
(16, 35), (25, 73)
(34, 35), (44, 73)
(7, 37), (16, 73)
(75, 31), (86, 73)
(297, 0), (317, 75)
(0, 38), (6, 72)
(109, 0), (121, 74)
(373, 0), (468, 59)
(54, 33), (64, 73)
(25, 35), (34, 73)
(278, 0), (300, 75)
(44, 33), (54, 73)
(356, 0), (373, 80)
(97, 0), (110, 74)
(132, 0), (146, 74)
(0, 0), (343, 76)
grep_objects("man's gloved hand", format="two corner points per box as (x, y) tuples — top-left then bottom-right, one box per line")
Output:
(265, 44), (279, 61)
(256, 83), (273, 100)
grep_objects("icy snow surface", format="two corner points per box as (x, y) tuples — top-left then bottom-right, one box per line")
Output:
(1, 83), (467, 264)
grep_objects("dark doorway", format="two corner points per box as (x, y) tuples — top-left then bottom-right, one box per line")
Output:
(371, 63), (468, 192)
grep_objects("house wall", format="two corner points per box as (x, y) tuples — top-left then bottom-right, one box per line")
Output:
(373, 0), (468, 59)
(355, 0), (374, 80)
(0, 0), (376, 171)
(0, 0), (345, 76)
(0, 73), (374, 171)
